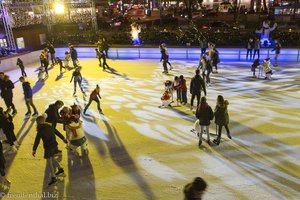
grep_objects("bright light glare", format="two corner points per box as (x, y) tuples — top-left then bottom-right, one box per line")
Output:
(54, 4), (65, 14)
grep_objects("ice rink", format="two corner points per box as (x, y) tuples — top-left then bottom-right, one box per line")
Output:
(0, 57), (300, 200)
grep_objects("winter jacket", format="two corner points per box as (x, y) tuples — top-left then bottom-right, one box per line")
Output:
(90, 89), (100, 100)
(22, 82), (33, 98)
(45, 104), (60, 125)
(160, 49), (168, 61)
(214, 104), (229, 126)
(1, 80), (14, 98)
(180, 79), (187, 92)
(33, 123), (65, 152)
(71, 49), (78, 60)
(17, 60), (24, 68)
(47, 45), (55, 54)
(272, 43), (281, 54)
(190, 75), (206, 95)
(196, 104), (214, 126)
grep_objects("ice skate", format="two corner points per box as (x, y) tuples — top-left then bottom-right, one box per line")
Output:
(32, 112), (39, 117)
(55, 168), (65, 176)
(7, 145), (18, 154)
(25, 112), (31, 118)
(48, 177), (57, 186)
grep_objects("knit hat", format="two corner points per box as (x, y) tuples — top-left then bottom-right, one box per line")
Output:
(192, 177), (207, 192)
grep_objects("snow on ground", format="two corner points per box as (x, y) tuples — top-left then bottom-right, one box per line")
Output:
(0, 58), (300, 200)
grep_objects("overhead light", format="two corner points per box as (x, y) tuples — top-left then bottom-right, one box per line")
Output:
(54, 3), (65, 14)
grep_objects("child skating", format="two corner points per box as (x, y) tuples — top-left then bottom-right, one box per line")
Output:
(83, 85), (103, 115)
(70, 67), (85, 96)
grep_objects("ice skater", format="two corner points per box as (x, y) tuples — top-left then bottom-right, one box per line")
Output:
(190, 69), (206, 111)
(195, 97), (214, 146)
(1, 75), (17, 115)
(213, 95), (231, 145)
(56, 57), (65, 74)
(64, 51), (71, 68)
(70, 46), (78, 68)
(199, 56), (212, 86)
(173, 76), (181, 105)
(32, 114), (68, 186)
(83, 85), (103, 115)
(262, 58), (273, 80)
(0, 140), (11, 186)
(19, 77), (38, 117)
(16, 58), (27, 77)
(251, 59), (260, 78)
(47, 41), (56, 65)
(161, 43), (172, 69)
(159, 44), (171, 73)
(179, 75), (187, 105)
(70, 67), (85, 96)
(272, 39), (281, 66)
(95, 48), (102, 67)
(38, 65), (46, 81)
(65, 109), (88, 157)
(0, 107), (19, 154)
(100, 50), (110, 71)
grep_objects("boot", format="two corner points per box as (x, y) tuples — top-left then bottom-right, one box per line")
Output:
(48, 177), (57, 186)
(213, 139), (220, 145)
(55, 168), (64, 176)
(8, 145), (18, 154)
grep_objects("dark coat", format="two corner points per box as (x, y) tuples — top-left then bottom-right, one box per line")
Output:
(71, 49), (78, 60)
(22, 82), (33, 98)
(160, 49), (168, 61)
(1, 80), (14, 99)
(33, 123), (65, 159)
(0, 141), (5, 175)
(272, 43), (281, 54)
(45, 104), (61, 126)
(183, 183), (203, 200)
(190, 75), (206, 95)
(196, 104), (214, 126)
(214, 104), (229, 126)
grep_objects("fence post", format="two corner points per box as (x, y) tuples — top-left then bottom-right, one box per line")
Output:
(186, 48), (188, 59)
(238, 49), (241, 61)
(267, 48), (269, 58)
(116, 48), (119, 59)
(138, 47), (141, 59)
(297, 49), (300, 62)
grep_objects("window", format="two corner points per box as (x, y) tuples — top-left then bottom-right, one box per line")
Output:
(16, 37), (25, 49)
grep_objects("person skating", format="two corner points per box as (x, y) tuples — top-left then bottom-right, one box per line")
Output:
(83, 85), (102, 115)
(213, 95), (231, 145)
(70, 46), (78, 68)
(208, 43), (220, 73)
(70, 67), (85, 96)
(40, 49), (49, 76)
(190, 69), (207, 111)
(199, 56), (212, 86)
(1, 75), (17, 115)
(253, 37), (261, 60)
(95, 49), (102, 67)
(0, 141), (11, 186)
(272, 39), (281, 66)
(47, 42), (56, 65)
(19, 77), (38, 117)
(251, 59), (260, 78)
(45, 100), (64, 129)
(262, 58), (273, 80)
(0, 107), (19, 154)
(246, 38), (254, 60)
(32, 114), (68, 186)
(56, 57), (65, 74)
(162, 43), (172, 70)
(16, 58), (27, 77)
(64, 51), (71, 68)
(195, 97), (214, 146)
(179, 75), (187, 105)
(183, 177), (207, 200)
(100, 50), (110, 71)
(160, 44), (169, 73)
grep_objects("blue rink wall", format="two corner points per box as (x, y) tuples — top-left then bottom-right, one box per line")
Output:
(56, 47), (300, 62)
(1, 47), (300, 72)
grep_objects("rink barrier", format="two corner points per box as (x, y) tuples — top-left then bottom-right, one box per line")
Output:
(1, 47), (300, 72)
(55, 47), (300, 62)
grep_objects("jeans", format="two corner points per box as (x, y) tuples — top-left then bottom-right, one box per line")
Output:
(253, 49), (260, 59)
(84, 98), (101, 112)
(246, 49), (253, 59)
(216, 125), (230, 142)
(25, 98), (38, 113)
(190, 92), (201, 107)
(47, 156), (62, 178)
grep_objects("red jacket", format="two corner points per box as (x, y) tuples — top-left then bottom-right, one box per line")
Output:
(90, 89), (100, 100)
(180, 79), (187, 92)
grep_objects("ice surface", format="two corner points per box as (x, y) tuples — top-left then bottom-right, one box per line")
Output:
(0, 58), (300, 199)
